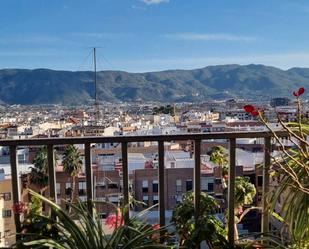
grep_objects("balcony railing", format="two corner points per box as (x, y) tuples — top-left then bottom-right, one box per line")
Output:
(0, 131), (289, 246)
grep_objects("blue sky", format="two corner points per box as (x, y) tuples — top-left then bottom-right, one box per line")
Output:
(1, 0), (309, 72)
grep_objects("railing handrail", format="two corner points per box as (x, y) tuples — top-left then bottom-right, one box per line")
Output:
(0, 130), (289, 146)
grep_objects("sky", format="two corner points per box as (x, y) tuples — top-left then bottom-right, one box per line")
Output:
(1, 0), (309, 72)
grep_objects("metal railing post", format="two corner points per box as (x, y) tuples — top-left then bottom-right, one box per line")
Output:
(194, 139), (201, 249)
(158, 141), (165, 228)
(228, 138), (236, 246)
(194, 139), (201, 219)
(262, 137), (271, 234)
(121, 142), (129, 224)
(47, 145), (56, 201)
(9, 145), (21, 242)
(47, 144), (57, 221)
(85, 142), (94, 216)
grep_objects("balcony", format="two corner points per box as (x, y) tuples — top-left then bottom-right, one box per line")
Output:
(0, 130), (288, 247)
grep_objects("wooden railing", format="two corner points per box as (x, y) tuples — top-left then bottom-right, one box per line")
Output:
(0, 131), (289, 246)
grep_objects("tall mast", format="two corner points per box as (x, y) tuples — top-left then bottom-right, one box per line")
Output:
(93, 47), (99, 124)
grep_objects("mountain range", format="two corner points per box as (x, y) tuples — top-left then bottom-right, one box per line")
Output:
(0, 64), (308, 105)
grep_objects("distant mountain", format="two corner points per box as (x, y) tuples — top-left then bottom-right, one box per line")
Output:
(0, 64), (309, 105)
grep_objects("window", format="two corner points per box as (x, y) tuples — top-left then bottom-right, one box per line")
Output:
(152, 180), (158, 193)
(170, 162), (175, 168)
(176, 195), (182, 204)
(65, 182), (72, 196)
(18, 154), (26, 163)
(78, 181), (86, 196)
(176, 179), (182, 192)
(201, 177), (208, 191)
(108, 182), (119, 189)
(109, 196), (119, 205)
(3, 192), (11, 201)
(2, 210), (12, 218)
(98, 213), (107, 219)
(186, 180), (192, 191)
(153, 195), (159, 205)
(142, 180), (149, 193)
(96, 180), (106, 189)
(143, 196), (149, 206)
(201, 177), (214, 192)
(56, 183), (61, 196)
(208, 183), (214, 192)
(257, 176), (263, 187)
(214, 178), (222, 185)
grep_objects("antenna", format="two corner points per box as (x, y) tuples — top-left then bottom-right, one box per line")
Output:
(93, 47), (100, 124)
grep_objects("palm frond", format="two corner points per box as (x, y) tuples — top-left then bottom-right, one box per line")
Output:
(20, 190), (171, 249)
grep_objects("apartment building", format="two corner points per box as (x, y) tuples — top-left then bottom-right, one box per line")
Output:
(30, 168), (125, 220)
(132, 165), (260, 211)
(0, 178), (14, 247)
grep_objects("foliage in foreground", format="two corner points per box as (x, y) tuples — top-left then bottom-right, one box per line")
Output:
(18, 190), (171, 249)
(244, 87), (309, 246)
(171, 191), (229, 249)
(18, 195), (60, 243)
(269, 147), (309, 246)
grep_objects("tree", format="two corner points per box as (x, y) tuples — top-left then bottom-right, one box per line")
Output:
(233, 176), (256, 240)
(62, 145), (83, 206)
(208, 146), (256, 240)
(234, 177), (256, 208)
(221, 176), (257, 240)
(29, 147), (49, 193)
(152, 105), (174, 116)
(208, 146), (229, 186)
(171, 192), (228, 249)
(29, 146), (59, 196)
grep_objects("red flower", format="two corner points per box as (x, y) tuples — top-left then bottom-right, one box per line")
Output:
(244, 105), (260, 117)
(105, 209), (124, 228)
(243, 105), (255, 113)
(12, 201), (26, 215)
(152, 223), (160, 230)
(251, 110), (259, 117)
(151, 223), (160, 240)
(293, 87), (305, 97)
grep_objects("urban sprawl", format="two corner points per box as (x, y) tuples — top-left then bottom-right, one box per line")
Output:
(0, 97), (303, 247)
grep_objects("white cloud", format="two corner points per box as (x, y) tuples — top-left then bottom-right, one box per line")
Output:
(71, 32), (135, 39)
(0, 36), (62, 45)
(0, 48), (70, 57)
(165, 33), (256, 42)
(141, 0), (169, 5)
(0, 35), (80, 46)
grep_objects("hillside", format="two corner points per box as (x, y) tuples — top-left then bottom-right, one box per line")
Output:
(0, 64), (309, 104)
